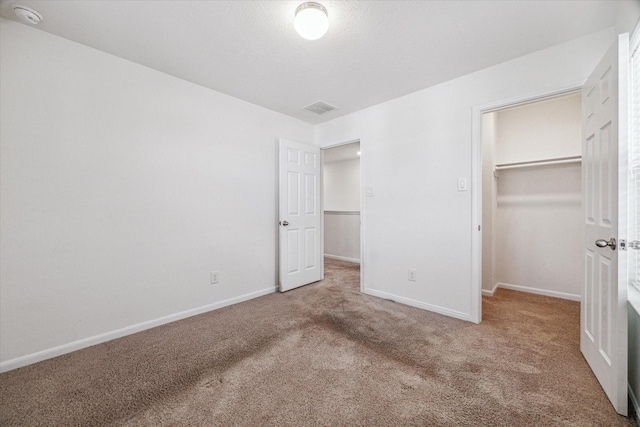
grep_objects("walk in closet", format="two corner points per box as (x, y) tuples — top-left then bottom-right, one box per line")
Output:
(482, 93), (583, 300)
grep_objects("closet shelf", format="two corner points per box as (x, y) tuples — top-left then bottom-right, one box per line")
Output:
(494, 155), (581, 177)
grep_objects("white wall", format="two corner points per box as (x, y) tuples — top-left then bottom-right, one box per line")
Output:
(0, 18), (314, 368)
(315, 28), (614, 321)
(615, 0), (640, 36)
(481, 113), (497, 292)
(495, 94), (582, 164)
(324, 213), (361, 263)
(323, 158), (360, 211)
(323, 157), (361, 263)
(494, 164), (582, 298)
(491, 94), (582, 299)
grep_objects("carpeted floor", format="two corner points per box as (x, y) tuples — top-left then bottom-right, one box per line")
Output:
(0, 258), (636, 426)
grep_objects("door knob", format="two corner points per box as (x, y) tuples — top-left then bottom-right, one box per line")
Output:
(280, 221), (289, 226)
(595, 237), (616, 250)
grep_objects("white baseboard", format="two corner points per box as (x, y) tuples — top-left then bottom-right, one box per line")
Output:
(363, 288), (472, 322)
(482, 283), (499, 297)
(495, 282), (580, 302)
(324, 254), (361, 264)
(0, 286), (276, 373)
(630, 384), (640, 425)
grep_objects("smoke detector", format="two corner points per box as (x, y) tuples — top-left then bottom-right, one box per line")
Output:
(12, 4), (43, 25)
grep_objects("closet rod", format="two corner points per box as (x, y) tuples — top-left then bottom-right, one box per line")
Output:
(494, 155), (582, 171)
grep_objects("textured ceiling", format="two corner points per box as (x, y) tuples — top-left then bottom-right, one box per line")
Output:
(0, 0), (625, 124)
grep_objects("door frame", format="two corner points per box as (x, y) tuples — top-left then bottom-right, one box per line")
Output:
(470, 80), (586, 323)
(320, 139), (364, 293)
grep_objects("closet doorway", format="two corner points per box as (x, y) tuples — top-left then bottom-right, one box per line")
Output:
(481, 93), (582, 302)
(322, 142), (362, 277)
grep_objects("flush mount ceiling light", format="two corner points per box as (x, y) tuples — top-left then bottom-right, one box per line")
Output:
(294, 2), (328, 40)
(12, 4), (43, 25)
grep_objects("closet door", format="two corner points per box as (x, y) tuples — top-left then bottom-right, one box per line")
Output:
(581, 33), (629, 415)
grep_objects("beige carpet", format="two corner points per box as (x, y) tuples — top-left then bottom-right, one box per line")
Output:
(0, 259), (636, 426)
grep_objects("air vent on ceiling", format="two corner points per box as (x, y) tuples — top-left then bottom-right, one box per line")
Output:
(303, 101), (338, 115)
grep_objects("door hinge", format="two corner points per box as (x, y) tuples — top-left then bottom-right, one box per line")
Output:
(478, 225), (481, 231)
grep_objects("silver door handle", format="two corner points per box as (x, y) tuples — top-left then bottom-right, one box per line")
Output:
(280, 221), (289, 226)
(595, 237), (616, 250)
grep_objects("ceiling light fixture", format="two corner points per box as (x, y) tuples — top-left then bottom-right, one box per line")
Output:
(294, 2), (328, 40)
(12, 4), (43, 25)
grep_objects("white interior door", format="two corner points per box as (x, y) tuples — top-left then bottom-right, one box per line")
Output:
(581, 33), (629, 415)
(279, 139), (322, 292)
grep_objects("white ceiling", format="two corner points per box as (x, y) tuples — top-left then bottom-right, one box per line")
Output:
(0, 0), (625, 125)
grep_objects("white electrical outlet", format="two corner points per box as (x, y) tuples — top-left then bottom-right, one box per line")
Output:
(408, 268), (416, 282)
(211, 271), (219, 284)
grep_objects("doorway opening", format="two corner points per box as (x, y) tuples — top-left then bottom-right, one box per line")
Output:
(321, 141), (362, 289)
(481, 93), (583, 304)
(471, 82), (585, 323)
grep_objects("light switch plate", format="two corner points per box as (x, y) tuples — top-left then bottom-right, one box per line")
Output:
(365, 186), (375, 197)
(457, 179), (468, 192)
